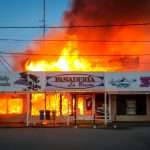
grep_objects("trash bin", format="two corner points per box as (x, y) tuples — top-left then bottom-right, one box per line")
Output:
(52, 110), (56, 120)
(45, 110), (50, 120)
(39, 110), (44, 120)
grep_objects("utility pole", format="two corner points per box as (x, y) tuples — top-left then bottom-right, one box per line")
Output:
(43, 0), (46, 39)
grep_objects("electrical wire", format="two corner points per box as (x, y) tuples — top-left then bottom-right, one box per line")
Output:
(0, 38), (150, 43)
(0, 51), (150, 57)
(0, 52), (150, 64)
(0, 58), (9, 71)
(0, 55), (15, 71)
(0, 22), (150, 29)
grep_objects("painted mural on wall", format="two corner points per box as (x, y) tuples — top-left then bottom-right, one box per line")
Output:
(46, 73), (105, 90)
(14, 72), (41, 91)
(108, 76), (137, 88)
(140, 77), (150, 87)
(0, 72), (45, 91)
(0, 72), (13, 91)
(105, 72), (150, 91)
(0, 75), (10, 86)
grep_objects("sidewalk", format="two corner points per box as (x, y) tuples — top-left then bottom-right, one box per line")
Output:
(0, 121), (150, 128)
(0, 122), (106, 128)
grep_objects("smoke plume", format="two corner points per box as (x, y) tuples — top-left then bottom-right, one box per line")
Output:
(13, 0), (150, 71)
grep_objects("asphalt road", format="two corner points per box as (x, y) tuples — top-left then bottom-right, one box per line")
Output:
(0, 127), (150, 150)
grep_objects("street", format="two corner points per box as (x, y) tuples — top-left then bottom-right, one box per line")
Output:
(0, 127), (150, 150)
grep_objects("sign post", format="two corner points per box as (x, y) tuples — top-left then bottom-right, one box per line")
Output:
(104, 92), (107, 126)
(67, 93), (70, 126)
(26, 92), (30, 127)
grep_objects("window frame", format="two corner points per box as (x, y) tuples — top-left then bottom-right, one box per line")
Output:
(116, 94), (146, 116)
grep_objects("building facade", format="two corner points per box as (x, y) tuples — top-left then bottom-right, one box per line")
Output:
(0, 72), (150, 126)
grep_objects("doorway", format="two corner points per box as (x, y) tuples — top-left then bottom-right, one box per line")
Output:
(95, 94), (110, 119)
(77, 94), (94, 120)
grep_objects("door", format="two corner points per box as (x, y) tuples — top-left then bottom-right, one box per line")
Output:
(95, 94), (110, 119)
(85, 96), (93, 115)
(77, 94), (94, 119)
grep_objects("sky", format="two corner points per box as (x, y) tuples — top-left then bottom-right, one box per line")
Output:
(0, 0), (70, 52)
(1, 0), (150, 72)
(0, 0), (70, 71)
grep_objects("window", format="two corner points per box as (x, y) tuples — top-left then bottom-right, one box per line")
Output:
(85, 97), (92, 115)
(8, 98), (23, 114)
(0, 99), (7, 114)
(46, 94), (71, 116)
(0, 94), (24, 115)
(46, 94), (60, 116)
(78, 97), (84, 115)
(126, 99), (136, 115)
(31, 94), (45, 116)
(61, 94), (68, 115)
(95, 94), (109, 117)
(69, 94), (76, 116)
(116, 95), (146, 115)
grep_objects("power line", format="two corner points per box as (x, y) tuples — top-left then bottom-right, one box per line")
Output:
(0, 51), (150, 57)
(43, 0), (46, 39)
(0, 55), (15, 71)
(0, 58), (9, 71)
(0, 38), (150, 43)
(1, 40), (143, 46)
(0, 22), (150, 29)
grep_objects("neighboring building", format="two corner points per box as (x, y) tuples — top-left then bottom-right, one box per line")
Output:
(0, 72), (150, 126)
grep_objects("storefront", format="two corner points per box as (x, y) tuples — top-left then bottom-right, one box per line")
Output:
(0, 72), (150, 126)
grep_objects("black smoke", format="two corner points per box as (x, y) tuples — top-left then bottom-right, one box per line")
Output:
(64, 0), (150, 26)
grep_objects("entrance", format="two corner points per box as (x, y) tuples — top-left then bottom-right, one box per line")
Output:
(77, 94), (94, 120)
(95, 94), (110, 120)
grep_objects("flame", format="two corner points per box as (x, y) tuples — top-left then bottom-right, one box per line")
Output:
(0, 99), (7, 114)
(25, 40), (121, 116)
(30, 93), (85, 116)
(0, 95), (23, 115)
(61, 95), (68, 115)
(78, 97), (84, 115)
(31, 94), (68, 116)
(8, 98), (23, 114)
(25, 41), (121, 72)
(46, 94), (60, 116)
(23, 28), (145, 117)
(31, 94), (45, 116)
(0, 93), (84, 117)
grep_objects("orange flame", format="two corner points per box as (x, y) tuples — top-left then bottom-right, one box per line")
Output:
(0, 95), (23, 115)
(24, 40), (121, 116)
(25, 41), (122, 72)
(23, 28), (145, 116)
(30, 93), (85, 116)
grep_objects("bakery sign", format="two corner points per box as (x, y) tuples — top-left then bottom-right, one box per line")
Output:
(45, 73), (104, 90)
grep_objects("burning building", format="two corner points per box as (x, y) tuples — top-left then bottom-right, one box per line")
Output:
(1, 0), (150, 126)
(0, 72), (150, 126)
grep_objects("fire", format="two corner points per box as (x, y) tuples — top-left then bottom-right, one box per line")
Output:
(25, 40), (121, 117)
(23, 30), (143, 117)
(0, 95), (23, 115)
(3, 0), (149, 119)
(31, 94), (45, 116)
(25, 41), (121, 72)
(30, 93), (85, 116)
(8, 98), (23, 114)
(46, 94), (60, 116)
(78, 97), (84, 115)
